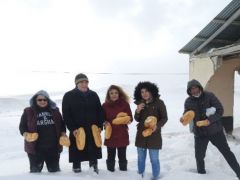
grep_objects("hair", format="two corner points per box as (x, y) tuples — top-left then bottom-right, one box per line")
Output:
(105, 85), (130, 103)
(134, 81), (160, 102)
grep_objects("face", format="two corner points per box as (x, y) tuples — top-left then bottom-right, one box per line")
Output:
(36, 95), (48, 108)
(109, 89), (119, 102)
(141, 88), (152, 101)
(77, 80), (89, 92)
(190, 86), (201, 96)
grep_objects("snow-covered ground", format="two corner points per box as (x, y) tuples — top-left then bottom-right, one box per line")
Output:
(1, 73), (240, 180)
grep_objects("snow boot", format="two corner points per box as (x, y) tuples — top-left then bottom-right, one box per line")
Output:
(106, 160), (115, 172)
(119, 160), (127, 171)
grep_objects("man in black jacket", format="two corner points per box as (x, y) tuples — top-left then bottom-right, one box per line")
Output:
(183, 79), (240, 179)
(62, 73), (104, 174)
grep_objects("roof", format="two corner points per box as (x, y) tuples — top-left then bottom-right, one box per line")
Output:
(179, 0), (240, 56)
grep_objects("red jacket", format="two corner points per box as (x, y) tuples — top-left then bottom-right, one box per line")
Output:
(102, 99), (132, 147)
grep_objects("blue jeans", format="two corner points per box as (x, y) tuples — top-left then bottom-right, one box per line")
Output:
(137, 147), (160, 178)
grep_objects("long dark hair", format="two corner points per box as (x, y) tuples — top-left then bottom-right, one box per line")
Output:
(134, 81), (160, 102)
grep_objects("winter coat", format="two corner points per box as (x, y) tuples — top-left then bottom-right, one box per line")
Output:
(134, 98), (168, 149)
(62, 88), (104, 162)
(19, 107), (66, 154)
(102, 99), (132, 148)
(184, 79), (224, 137)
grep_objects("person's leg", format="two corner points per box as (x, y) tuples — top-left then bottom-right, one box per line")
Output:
(45, 148), (60, 172)
(27, 152), (44, 173)
(137, 147), (147, 176)
(107, 147), (116, 172)
(194, 136), (209, 174)
(89, 159), (98, 174)
(149, 149), (160, 179)
(210, 131), (240, 178)
(118, 147), (127, 171)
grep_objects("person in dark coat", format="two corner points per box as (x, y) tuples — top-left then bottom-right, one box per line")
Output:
(182, 79), (240, 178)
(19, 90), (66, 173)
(134, 81), (168, 180)
(62, 73), (104, 174)
(102, 85), (133, 172)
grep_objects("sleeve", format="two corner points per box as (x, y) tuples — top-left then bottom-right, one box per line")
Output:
(95, 94), (104, 130)
(184, 98), (193, 114)
(157, 100), (168, 128)
(57, 109), (66, 133)
(124, 102), (133, 122)
(134, 110), (141, 122)
(207, 93), (224, 124)
(62, 93), (78, 132)
(19, 109), (28, 135)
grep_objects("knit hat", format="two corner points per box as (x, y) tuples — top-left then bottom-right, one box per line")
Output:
(75, 73), (88, 85)
(30, 90), (57, 109)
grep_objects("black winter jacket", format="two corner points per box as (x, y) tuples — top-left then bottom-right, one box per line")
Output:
(184, 80), (224, 137)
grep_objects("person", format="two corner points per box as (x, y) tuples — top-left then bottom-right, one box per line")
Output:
(102, 85), (133, 172)
(62, 73), (104, 174)
(134, 81), (168, 180)
(19, 90), (66, 173)
(182, 79), (240, 179)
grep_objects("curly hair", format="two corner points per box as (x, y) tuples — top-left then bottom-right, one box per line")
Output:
(105, 85), (130, 103)
(134, 81), (160, 102)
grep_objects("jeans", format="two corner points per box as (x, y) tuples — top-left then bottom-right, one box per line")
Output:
(137, 147), (160, 178)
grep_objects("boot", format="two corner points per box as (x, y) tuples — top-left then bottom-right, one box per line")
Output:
(89, 160), (99, 174)
(119, 160), (127, 171)
(72, 162), (81, 173)
(106, 160), (115, 172)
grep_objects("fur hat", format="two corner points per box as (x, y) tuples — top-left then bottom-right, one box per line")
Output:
(75, 73), (88, 85)
(134, 81), (160, 103)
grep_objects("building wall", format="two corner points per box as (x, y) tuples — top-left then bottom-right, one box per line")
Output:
(189, 56), (240, 116)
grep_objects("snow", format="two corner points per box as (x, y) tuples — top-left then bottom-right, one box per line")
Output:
(1, 73), (240, 180)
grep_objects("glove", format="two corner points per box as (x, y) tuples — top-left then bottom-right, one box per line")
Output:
(144, 116), (157, 128)
(105, 123), (112, 140)
(196, 120), (210, 127)
(91, 124), (102, 147)
(112, 112), (131, 125)
(206, 107), (216, 117)
(23, 132), (38, 142)
(142, 128), (153, 137)
(75, 127), (85, 150)
(180, 110), (195, 126)
(59, 135), (71, 147)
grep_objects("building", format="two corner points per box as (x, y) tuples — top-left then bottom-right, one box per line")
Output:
(179, 0), (240, 133)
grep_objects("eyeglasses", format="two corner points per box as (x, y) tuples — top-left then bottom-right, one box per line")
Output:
(37, 99), (47, 102)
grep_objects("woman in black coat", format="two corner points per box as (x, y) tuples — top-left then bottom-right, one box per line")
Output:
(62, 73), (104, 174)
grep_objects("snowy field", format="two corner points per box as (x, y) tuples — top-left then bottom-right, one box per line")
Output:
(1, 73), (240, 180)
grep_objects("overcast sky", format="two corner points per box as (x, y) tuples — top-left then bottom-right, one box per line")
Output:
(0, 0), (232, 95)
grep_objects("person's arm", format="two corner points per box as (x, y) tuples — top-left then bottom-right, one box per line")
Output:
(156, 100), (168, 129)
(125, 102), (133, 122)
(62, 93), (78, 132)
(19, 109), (28, 135)
(207, 93), (224, 124)
(134, 103), (145, 122)
(95, 94), (104, 130)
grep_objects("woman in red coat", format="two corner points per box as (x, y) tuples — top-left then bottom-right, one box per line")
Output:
(102, 85), (132, 172)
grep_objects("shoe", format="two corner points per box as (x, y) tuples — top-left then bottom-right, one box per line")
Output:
(119, 160), (127, 171)
(138, 172), (144, 178)
(106, 160), (115, 172)
(93, 164), (99, 174)
(198, 169), (206, 174)
(72, 162), (81, 173)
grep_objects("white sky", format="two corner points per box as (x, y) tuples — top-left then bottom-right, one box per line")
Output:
(0, 0), (232, 95)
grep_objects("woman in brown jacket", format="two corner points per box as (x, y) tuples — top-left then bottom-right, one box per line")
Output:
(134, 82), (168, 180)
